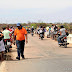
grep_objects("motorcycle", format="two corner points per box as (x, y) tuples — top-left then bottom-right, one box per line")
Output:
(59, 36), (69, 48)
(40, 33), (44, 40)
(31, 32), (34, 36)
(27, 29), (30, 34)
(4, 39), (11, 53)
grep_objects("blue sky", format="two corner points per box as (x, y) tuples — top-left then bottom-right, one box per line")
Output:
(0, 0), (72, 23)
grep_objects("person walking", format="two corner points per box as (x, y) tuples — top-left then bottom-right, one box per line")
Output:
(46, 26), (49, 38)
(51, 24), (54, 40)
(14, 23), (28, 60)
(2, 27), (12, 52)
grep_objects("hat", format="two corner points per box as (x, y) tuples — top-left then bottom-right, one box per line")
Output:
(17, 23), (21, 26)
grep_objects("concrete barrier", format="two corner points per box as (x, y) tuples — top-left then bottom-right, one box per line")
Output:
(67, 34), (72, 43)
(45, 32), (72, 43)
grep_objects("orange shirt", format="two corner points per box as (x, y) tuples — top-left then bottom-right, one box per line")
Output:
(14, 27), (27, 41)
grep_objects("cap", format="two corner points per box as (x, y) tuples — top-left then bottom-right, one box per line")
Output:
(17, 23), (21, 26)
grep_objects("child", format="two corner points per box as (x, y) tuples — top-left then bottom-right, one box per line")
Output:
(0, 31), (5, 61)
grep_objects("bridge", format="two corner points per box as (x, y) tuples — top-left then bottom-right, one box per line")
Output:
(0, 34), (72, 72)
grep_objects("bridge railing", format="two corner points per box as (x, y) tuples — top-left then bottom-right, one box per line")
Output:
(45, 32), (72, 43)
(67, 34), (72, 43)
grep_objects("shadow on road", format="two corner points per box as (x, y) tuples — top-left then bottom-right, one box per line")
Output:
(59, 46), (72, 48)
(4, 56), (43, 61)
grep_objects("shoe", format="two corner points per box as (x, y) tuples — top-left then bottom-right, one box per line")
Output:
(13, 42), (15, 45)
(5, 50), (7, 53)
(16, 57), (20, 60)
(21, 55), (25, 59)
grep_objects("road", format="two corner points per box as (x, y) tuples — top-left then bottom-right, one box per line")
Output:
(0, 34), (72, 72)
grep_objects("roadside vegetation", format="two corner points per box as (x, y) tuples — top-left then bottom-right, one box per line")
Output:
(0, 22), (72, 33)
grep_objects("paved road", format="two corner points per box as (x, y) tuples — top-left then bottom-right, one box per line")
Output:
(1, 34), (72, 72)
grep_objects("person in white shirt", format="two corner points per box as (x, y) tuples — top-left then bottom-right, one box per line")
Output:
(51, 25), (54, 39)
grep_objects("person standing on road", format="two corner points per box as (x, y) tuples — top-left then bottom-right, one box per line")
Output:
(43, 26), (46, 38)
(31, 26), (34, 35)
(46, 26), (49, 38)
(14, 23), (28, 60)
(51, 24), (54, 40)
(6, 25), (13, 48)
(2, 27), (11, 53)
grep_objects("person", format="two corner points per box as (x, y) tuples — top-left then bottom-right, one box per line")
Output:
(37, 27), (40, 35)
(39, 26), (44, 39)
(54, 25), (58, 34)
(49, 26), (51, 36)
(10, 26), (15, 35)
(46, 26), (49, 38)
(2, 27), (11, 40)
(51, 24), (54, 40)
(40, 26), (43, 33)
(53, 25), (58, 40)
(2, 27), (11, 52)
(37, 27), (40, 38)
(57, 25), (67, 45)
(0, 31), (5, 61)
(6, 25), (13, 48)
(31, 26), (34, 36)
(14, 23), (28, 60)
(10, 26), (15, 45)
(34, 28), (37, 34)
(42, 26), (46, 38)
(31, 26), (34, 33)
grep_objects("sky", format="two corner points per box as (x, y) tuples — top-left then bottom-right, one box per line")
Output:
(0, 0), (72, 23)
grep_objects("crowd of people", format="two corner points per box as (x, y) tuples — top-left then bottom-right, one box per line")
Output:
(0, 23), (69, 61)
(0, 23), (28, 61)
(0, 25), (15, 60)
(27, 24), (69, 45)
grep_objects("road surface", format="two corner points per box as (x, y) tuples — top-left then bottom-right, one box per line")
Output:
(0, 34), (72, 72)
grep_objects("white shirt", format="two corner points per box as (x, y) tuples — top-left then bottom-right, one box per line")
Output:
(60, 28), (66, 35)
(40, 28), (43, 33)
(51, 26), (54, 32)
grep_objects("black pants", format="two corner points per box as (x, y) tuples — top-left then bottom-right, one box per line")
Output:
(16, 40), (25, 58)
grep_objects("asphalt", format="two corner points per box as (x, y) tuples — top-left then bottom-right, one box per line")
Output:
(0, 34), (72, 72)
